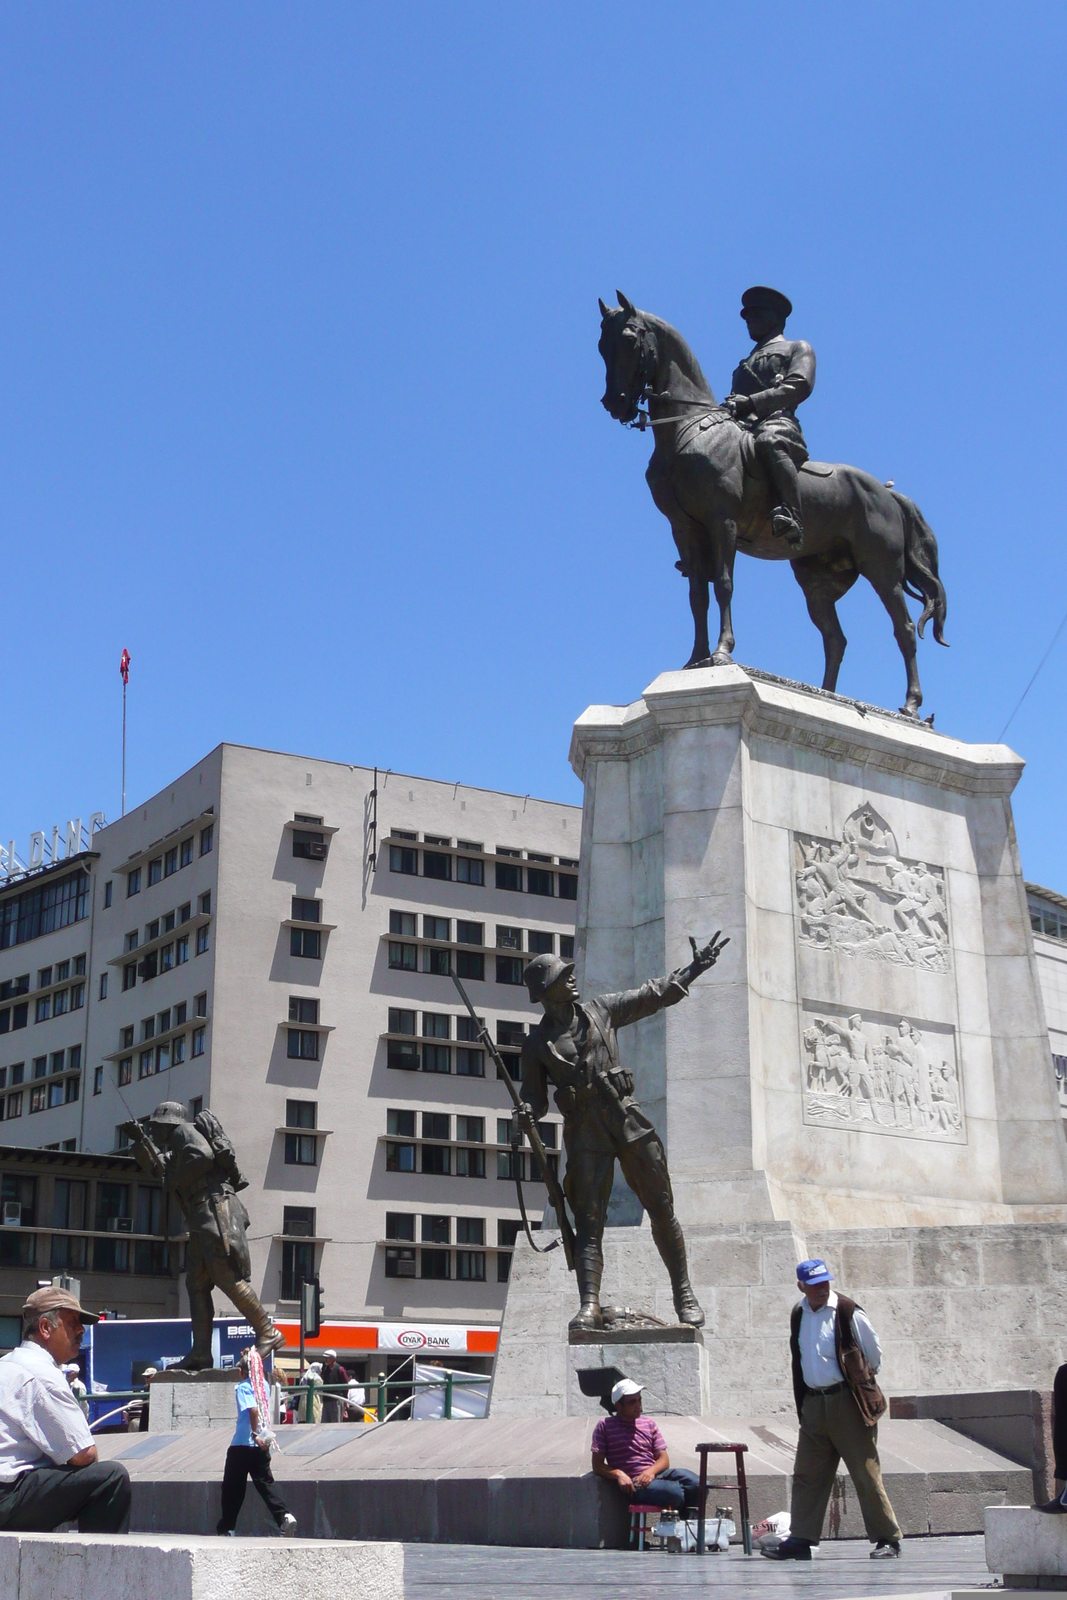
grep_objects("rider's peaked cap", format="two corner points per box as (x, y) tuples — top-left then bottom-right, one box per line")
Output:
(741, 285), (792, 320)
(150, 1100), (188, 1125)
(523, 953), (575, 1001)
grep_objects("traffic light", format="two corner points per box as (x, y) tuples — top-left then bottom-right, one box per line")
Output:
(300, 1276), (321, 1340)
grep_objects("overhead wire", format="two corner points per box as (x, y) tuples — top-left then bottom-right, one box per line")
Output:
(997, 605), (1067, 742)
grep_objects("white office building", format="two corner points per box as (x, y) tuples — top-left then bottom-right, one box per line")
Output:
(0, 744), (581, 1352)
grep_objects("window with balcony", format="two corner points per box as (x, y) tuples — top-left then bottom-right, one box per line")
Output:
(290, 927), (321, 959)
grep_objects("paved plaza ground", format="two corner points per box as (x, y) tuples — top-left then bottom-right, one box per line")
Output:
(404, 1533), (994, 1600)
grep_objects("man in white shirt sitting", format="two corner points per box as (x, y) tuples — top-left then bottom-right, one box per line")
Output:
(0, 1287), (131, 1533)
(763, 1258), (900, 1561)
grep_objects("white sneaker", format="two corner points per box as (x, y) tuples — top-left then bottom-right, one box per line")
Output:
(280, 1513), (298, 1538)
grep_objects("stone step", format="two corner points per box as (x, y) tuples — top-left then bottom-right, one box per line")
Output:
(0, 1530), (403, 1600)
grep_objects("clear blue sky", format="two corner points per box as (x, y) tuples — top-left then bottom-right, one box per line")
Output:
(3, 5), (1066, 886)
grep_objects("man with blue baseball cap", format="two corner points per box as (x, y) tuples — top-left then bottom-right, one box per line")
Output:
(762, 1259), (901, 1561)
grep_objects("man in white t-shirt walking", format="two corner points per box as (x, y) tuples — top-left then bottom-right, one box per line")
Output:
(0, 1286), (130, 1533)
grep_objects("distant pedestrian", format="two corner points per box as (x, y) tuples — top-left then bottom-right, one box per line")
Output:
(318, 1349), (349, 1423)
(0, 1287), (130, 1533)
(216, 1350), (296, 1538)
(63, 1363), (89, 1418)
(762, 1260), (900, 1561)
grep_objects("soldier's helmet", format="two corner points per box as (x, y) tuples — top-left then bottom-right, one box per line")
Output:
(522, 953), (576, 1003)
(151, 1100), (188, 1125)
(740, 285), (792, 321)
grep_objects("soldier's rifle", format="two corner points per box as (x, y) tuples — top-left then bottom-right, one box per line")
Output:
(451, 971), (576, 1272)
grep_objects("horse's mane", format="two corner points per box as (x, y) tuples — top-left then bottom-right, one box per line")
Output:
(636, 310), (716, 402)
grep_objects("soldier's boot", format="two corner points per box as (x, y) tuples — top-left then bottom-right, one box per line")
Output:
(228, 1277), (286, 1359)
(766, 452), (805, 550)
(569, 1246), (605, 1332)
(652, 1214), (705, 1328)
(174, 1286), (216, 1371)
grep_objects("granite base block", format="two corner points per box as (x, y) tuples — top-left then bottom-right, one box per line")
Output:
(986, 1507), (1067, 1586)
(149, 1373), (240, 1433)
(566, 1338), (709, 1418)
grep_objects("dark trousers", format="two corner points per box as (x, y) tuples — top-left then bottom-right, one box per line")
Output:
(0, 1461), (131, 1533)
(218, 1445), (288, 1533)
(630, 1467), (701, 1512)
(1053, 1363), (1067, 1481)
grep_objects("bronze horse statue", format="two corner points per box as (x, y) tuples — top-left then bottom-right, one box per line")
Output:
(598, 293), (947, 717)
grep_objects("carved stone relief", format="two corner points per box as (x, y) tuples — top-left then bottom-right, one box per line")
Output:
(794, 804), (950, 973)
(801, 1007), (965, 1144)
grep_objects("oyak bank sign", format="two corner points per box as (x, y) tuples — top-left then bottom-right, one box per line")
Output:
(381, 1323), (471, 1353)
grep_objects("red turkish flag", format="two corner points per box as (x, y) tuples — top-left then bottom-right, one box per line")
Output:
(119, 648), (131, 686)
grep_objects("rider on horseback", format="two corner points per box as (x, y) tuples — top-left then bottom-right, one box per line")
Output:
(723, 286), (815, 552)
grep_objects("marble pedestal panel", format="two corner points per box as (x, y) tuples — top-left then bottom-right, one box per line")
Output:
(569, 665), (1067, 1232)
(149, 1369), (240, 1432)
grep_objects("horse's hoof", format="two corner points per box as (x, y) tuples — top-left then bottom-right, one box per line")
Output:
(898, 704), (921, 720)
(711, 651), (734, 667)
(684, 656), (714, 670)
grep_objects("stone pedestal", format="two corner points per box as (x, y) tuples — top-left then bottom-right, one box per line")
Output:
(569, 664), (1067, 1232)
(148, 1369), (240, 1433)
(986, 1506), (1067, 1587)
(566, 1328), (709, 1417)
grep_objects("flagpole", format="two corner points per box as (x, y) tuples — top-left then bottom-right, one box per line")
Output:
(119, 649), (131, 818)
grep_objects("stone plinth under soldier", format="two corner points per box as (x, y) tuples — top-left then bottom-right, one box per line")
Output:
(519, 936), (727, 1332)
(127, 1102), (284, 1370)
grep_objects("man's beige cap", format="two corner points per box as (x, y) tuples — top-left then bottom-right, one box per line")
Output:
(22, 1286), (99, 1325)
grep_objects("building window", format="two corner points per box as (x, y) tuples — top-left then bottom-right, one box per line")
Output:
(456, 1048), (484, 1078)
(179, 902), (191, 923)
(284, 1204), (315, 1236)
(422, 1214), (450, 1244)
(1, 869), (90, 950)
(291, 826), (326, 861)
(423, 851), (451, 882)
(390, 844), (418, 875)
(291, 897), (321, 923)
(290, 927), (320, 959)
(138, 1050), (153, 1079)
(528, 930), (554, 955)
(5, 1091), (22, 1121)
(189, 1096), (203, 1117)
(175, 1001), (187, 1025)
(495, 861), (522, 892)
(281, 1239), (315, 1300)
(192, 1027), (205, 1057)
(104, 880), (113, 908)
(496, 956), (524, 986)
(172, 1035), (186, 1064)
(390, 910), (416, 937)
(68, 1045), (81, 1072)
(180, 837), (193, 868)
(560, 935), (575, 960)
(159, 943), (174, 973)
(284, 1100), (318, 1165)
(195, 993), (207, 1017)
(155, 1043), (170, 1073)
(387, 1040), (420, 1072)
(388, 942), (417, 971)
(422, 1044), (451, 1075)
(176, 936), (189, 965)
(455, 1146), (485, 1177)
(385, 1247), (416, 1278)
(290, 997), (319, 1024)
(50, 1178), (87, 1271)
(456, 856), (484, 886)
(457, 920), (483, 946)
(388, 1108), (416, 1137)
(424, 915), (449, 942)
(0, 1175), (35, 1265)
(455, 951), (485, 981)
(200, 824), (214, 856)
(559, 874), (578, 900)
(34, 998), (49, 1023)
(123, 964), (137, 992)
(118, 1057), (132, 1086)
(423, 1012), (450, 1038)
(196, 925), (210, 956)
(424, 948), (451, 977)
(389, 1007), (416, 1034)
(456, 1215), (484, 1244)
(288, 1030), (319, 1061)
(386, 1212), (415, 1240)
(386, 1142), (416, 1172)
(127, 868), (141, 898)
(496, 926), (523, 951)
(456, 1251), (485, 1281)
(421, 1144), (451, 1175)
(527, 868), (554, 897)
(98, 972), (108, 1001)
(93, 1182), (130, 1273)
(48, 1082), (65, 1109)
(148, 858), (163, 886)
(93, 1065), (103, 1095)
(420, 1248), (450, 1279)
(164, 847), (178, 877)
(27, 1085), (45, 1113)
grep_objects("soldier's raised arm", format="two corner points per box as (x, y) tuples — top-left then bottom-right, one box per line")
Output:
(604, 933), (730, 1029)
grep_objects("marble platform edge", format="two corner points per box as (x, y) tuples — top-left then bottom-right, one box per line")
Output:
(568, 1324), (702, 1345)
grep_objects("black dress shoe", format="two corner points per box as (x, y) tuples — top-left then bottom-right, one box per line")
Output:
(871, 1540), (901, 1558)
(1036, 1497), (1067, 1513)
(761, 1536), (812, 1560)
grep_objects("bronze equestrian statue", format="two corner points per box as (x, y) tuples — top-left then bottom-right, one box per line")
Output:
(598, 288), (947, 718)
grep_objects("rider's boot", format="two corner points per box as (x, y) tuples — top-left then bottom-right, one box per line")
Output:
(772, 504), (805, 550)
(568, 1245), (605, 1332)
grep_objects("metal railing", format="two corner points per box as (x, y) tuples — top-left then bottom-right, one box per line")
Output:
(283, 1372), (490, 1421)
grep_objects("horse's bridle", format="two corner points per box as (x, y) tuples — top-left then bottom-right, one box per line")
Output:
(629, 390), (733, 434)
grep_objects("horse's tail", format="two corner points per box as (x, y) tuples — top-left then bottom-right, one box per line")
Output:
(893, 490), (948, 646)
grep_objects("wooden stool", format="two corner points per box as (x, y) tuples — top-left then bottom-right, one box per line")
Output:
(694, 1442), (753, 1555)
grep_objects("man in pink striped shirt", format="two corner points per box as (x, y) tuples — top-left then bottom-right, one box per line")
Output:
(591, 1380), (699, 1512)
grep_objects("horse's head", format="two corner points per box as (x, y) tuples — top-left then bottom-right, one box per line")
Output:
(598, 291), (656, 423)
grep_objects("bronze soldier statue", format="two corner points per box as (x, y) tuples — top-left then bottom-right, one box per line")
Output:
(723, 285), (815, 550)
(520, 935), (728, 1332)
(125, 1101), (284, 1370)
